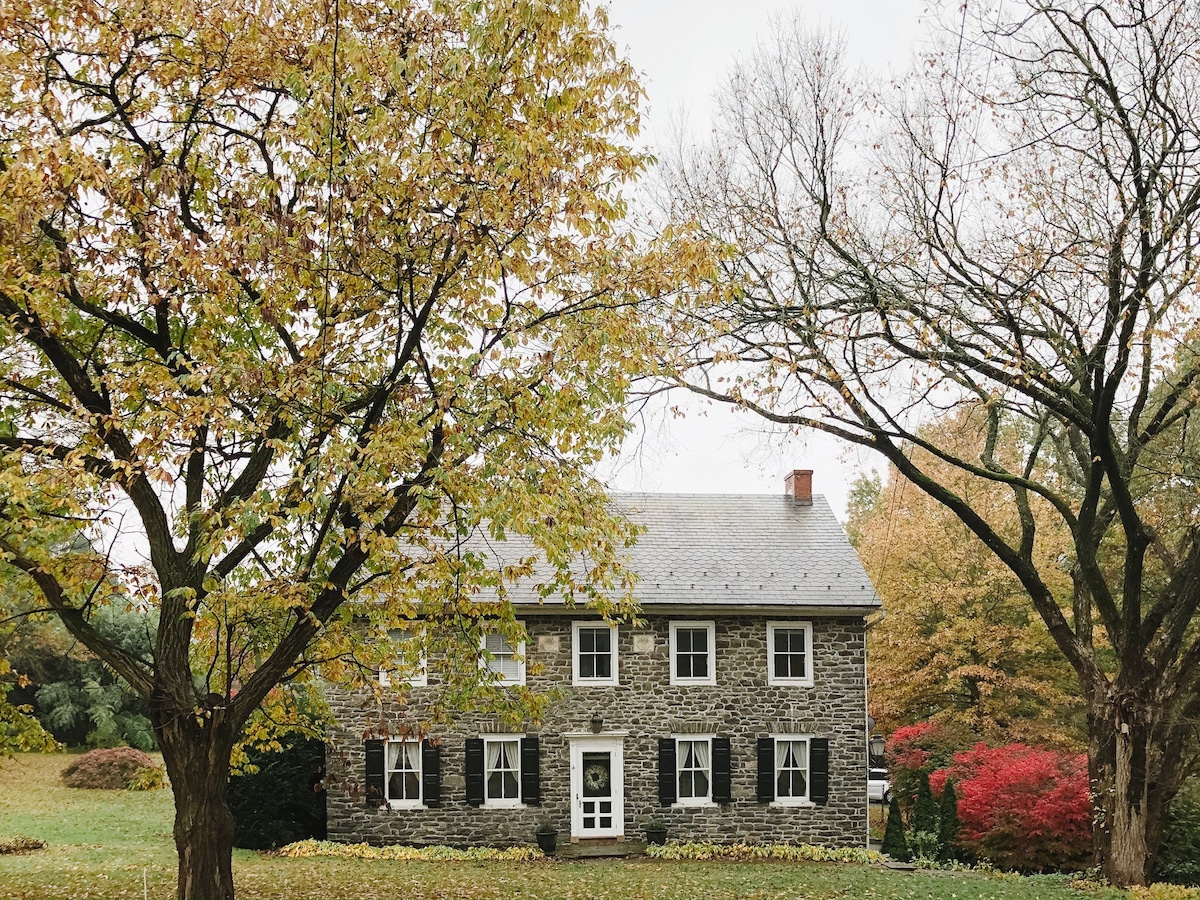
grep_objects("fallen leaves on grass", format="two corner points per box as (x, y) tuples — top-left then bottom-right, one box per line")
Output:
(0, 835), (46, 854)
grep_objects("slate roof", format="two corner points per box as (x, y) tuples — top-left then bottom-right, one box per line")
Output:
(504, 492), (880, 612)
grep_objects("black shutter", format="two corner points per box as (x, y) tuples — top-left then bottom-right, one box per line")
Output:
(757, 737), (775, 802)
(521, 736), (541, 806)
(658, 738), (677, 806)
(712, 736), (732, 803)
(422, 741), (441, 808)
(809, 737), (829, 806)
(365, 739), (385, 807)
(465, 738), (485, 806)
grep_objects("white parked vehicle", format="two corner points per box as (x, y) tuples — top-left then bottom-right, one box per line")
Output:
(868, 767), (892, 803)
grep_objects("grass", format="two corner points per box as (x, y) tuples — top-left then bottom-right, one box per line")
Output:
(0, 752), (1131, 900)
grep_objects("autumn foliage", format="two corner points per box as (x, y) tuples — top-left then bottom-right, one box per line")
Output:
(61, 746), (159, 790)
(930, 744), (1092, 872)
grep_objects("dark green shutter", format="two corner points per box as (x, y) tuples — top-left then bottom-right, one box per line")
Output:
(465, 738), (485, 806)
(521, 736), (541, 806)
(712, 736), (732, 803)
(365, 739), (385, 807)
(757, 737), (775, 802)
(810, 737), (829, 805)
(422, 741), (441, 808)
(658, 738), (677, 806)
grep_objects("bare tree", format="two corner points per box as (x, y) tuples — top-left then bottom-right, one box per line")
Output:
(664, 0), (1200, 884)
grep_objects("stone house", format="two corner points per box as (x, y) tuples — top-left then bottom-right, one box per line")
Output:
(325, 470), (881, 847)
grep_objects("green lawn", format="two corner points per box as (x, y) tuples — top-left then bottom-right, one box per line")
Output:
(0, 752), (1130, 900)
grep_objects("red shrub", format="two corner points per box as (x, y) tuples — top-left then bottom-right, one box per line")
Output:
(886, 721), (973, 810)
(61, 746), (157, 789)
(932, 743), (1092, 872)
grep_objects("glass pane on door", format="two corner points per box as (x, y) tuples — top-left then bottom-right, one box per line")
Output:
(580, 751), (612, 830)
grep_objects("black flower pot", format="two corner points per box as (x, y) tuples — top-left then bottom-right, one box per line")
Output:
(645, 826), (668, 846)
(536, 830), (557, 853)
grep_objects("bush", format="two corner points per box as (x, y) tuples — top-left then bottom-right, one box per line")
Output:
(881, 794), (910, 861)
(1153, 781), (1200, 886)
(913, 771), (938, 834)
(886, 721), (975, 812)
(930, 743), (1091, 872)
(61, 746), (158, 789)
(227, 737), (326, 850)
(938, 778), (960, 862)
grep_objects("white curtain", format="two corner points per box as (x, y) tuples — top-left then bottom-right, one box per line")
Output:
(387, 740), (420, 772)
(694, 739), (711, 773)
(486, 738), (504, 772)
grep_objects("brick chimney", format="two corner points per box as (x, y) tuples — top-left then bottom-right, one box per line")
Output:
(785, 469), (813, 505)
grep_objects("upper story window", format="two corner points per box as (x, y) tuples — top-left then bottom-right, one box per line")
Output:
(385, 739), (423, 807)
(767, 621), (813, 687)
(572, 622), (618, 685)
(481, 629), (526, 685)
(379, 627), (428, 688)
(669, 620), (716, 686)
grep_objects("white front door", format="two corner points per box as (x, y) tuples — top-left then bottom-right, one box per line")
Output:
(569, 737), (624, 839)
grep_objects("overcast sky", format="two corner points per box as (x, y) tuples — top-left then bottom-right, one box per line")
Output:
(598, 0), (931, 514)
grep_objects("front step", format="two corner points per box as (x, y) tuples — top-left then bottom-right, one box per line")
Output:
(555, 839), (647, 859)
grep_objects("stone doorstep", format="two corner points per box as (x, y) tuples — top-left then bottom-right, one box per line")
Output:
(554, 839), (648, 859)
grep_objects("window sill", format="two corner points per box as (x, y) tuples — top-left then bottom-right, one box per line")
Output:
(668, 678), (717, 687)
(386, 801), (426, 810)
(572, 678), (620, 687)
(672, 799), (718, 808)
(769, 799), (815, 808)
(766, 679), (814, 688)
(482, 800), (525, 809)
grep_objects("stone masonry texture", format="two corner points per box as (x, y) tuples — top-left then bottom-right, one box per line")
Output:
(325, 613), (868, 847)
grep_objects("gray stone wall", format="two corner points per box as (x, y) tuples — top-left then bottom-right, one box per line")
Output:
(325, 613), (868, 847)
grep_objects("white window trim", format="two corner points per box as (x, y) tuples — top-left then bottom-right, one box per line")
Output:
(572, 621), (619, 686)
(482, 733), (525, 808)
(384, 738), (425, 809)
(769, 732), (815, 808)
(480, 629), (526, 686)
(766, 621), (814, 687)
(669, 620), (716, 686)
(379, 628), (428, 688)
(673, 734), (717, 807)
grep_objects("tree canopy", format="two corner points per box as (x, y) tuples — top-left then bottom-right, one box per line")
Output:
(851, 411), (1085, 748)
(664, 0), (1200, 884)
(0, 0), (687, 895)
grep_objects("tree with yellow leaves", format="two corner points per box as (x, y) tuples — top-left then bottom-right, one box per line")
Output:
(850, 410), (1084, 748)
(0, 0), (686, 895)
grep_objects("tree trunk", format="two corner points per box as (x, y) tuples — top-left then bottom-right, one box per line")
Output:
(1089, 690), (1169, 887)
(156, 706), (238, 900)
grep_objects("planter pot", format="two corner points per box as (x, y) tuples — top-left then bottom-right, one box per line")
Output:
(645, 827), (668, 846)
(536, 831), (557, 853)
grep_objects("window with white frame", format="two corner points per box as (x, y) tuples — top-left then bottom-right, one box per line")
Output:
(676, 737), (712, 803)
(670, 621), (715, 685)
(774, 737), (810, 803)
(481, 630), (526, 685)
(385, 740), (423, 806)
(573, 622), (618, 685)
(767, 621), (813, 686)
(484, 736), (521, 804)
(379, 628), (428, 688)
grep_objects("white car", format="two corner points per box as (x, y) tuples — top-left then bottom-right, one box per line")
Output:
(868, 767), (892, 803)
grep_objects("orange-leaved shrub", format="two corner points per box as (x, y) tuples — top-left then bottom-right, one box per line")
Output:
(929, 743), (1091, 872)
(61, 746), (158, 789)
